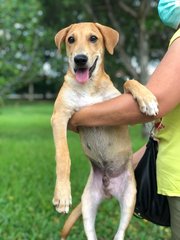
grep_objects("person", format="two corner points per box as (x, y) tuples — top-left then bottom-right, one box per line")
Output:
(69, 1), (180, 239)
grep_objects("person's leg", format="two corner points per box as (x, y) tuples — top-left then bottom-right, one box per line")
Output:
(168, 196), (180, 240)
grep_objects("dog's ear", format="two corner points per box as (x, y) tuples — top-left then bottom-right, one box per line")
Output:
(54, 25), (72, 50)
(95, 23), (119, 55)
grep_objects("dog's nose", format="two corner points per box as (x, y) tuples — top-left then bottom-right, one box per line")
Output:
(74, 54), (88, 66)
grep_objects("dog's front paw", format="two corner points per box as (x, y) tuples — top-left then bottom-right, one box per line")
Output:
(136, 93), (159, 116)
(52, 183), (72, 214)
(124, 80), (159, 116)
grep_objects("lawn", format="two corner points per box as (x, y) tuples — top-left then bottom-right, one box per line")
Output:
(0, 102), (170, 240)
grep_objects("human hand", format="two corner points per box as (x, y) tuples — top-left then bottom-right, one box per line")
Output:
(68, 113), (79, 133)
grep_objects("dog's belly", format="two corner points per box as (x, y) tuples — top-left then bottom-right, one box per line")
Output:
(79, 125), (132, 177)
(66, 85), (132, 175)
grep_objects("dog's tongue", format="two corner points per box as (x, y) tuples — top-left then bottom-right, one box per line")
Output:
(75, 69), (89, 84)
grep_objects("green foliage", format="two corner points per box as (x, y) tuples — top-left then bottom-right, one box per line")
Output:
(40, 0), (86, 28)
(0, 102), (171, 239)
(0, 0), (44, 95)
(39, 0), (174, 89)
(0, 0), (174, 97)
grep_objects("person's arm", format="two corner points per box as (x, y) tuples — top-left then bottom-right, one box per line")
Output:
(69, 38), (180, 130)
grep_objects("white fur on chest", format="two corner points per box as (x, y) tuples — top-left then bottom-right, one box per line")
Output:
(63, 84), (120, 111)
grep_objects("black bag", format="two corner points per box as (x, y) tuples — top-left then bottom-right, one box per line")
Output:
(134, 137), (170, 227)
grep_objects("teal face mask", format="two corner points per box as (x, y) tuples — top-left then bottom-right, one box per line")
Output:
(158, 0), (180, 29)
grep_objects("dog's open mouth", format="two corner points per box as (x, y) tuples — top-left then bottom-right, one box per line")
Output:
(74, 57), (98, 84)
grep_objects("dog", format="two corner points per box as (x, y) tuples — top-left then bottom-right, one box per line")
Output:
(51, 22), (158, 240)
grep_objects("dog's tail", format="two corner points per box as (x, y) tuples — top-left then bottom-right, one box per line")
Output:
(61, 202), (82, 240)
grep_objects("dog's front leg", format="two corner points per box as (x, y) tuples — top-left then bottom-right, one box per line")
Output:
(51, 103), (73, 214)
(124, 79), (159, 116)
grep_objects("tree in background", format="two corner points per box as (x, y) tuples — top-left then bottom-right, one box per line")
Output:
(0, 0), (44, 97)
(41, 0), (173, 89)
(81, 0), (173, 85)
(0, 0), (173, 98)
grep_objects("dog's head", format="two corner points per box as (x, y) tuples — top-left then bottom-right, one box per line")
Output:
(55, 22), (119, 84)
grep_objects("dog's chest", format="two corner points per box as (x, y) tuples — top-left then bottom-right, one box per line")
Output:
(64, 87), (119, 110)
(64, 85), (130, 175)
(75, 93), (103, 109)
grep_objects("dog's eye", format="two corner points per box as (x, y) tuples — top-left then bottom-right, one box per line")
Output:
(68, 36), (75, 44)
(89, 35), (98, 43)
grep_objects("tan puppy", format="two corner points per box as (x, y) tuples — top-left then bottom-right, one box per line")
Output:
(51, 22), (158, 240)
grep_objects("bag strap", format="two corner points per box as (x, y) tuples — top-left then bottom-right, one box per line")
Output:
(150, 118), (165, 139)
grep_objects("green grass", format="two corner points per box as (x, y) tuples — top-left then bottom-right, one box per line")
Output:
(0, 102), (170, 240)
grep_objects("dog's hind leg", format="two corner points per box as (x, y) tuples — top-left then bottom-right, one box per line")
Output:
(82, 166), (105, 240)
(110, 164), (136, 240)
